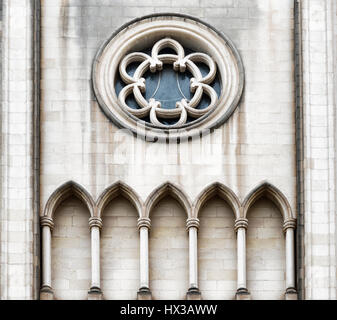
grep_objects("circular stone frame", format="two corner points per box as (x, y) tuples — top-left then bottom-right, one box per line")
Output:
(93, 13), (244, 140)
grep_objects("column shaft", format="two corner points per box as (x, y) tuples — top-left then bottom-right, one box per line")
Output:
(235, 218), (249, 299)
(139, 227), (149, 289)
(88, 217), (103, 298)
(42, 226), (52, 288)
(91, 226), (101, 289)
(237, 227), (247, 290)
(137, 218), (151, 300)
(186, 218), (201, 300)
(285, 228), (295, 290)
(189, 227), (198, 289)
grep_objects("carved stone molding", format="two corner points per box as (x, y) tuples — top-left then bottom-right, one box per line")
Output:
(283, 218), (296, 233)
(89, 217), (103, 230)
(186, 287), (202, 300)
(235, 288), (251, 300)
(40, 216), (54, 230)
(186, 218), (200, 231)
(234, 218), (248, 232)
(40, 285), (54, 300)
(88, 287), (103, 300)
(137, 217), (151, 230)
(137, 287), (152, 300)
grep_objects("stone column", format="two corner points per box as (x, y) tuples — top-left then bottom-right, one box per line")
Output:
(88, 217), (103, 300)
(300, 0), (337, 300)
(1, 0), (37, 300)
(40, 217), (54, 300)
(137, 218), (152, 300)
(283, 219), (297, 300)
(235, 218), (250, 300)
(186, 218), (201, 300)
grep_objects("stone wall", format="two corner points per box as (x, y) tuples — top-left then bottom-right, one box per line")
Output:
(38, 0), (296, 300)
(301, 0), (337, 299)
(2, 0), (336, 300)
(149, 197), (189, 300)
(52, 197), (91, 300)
(0, 0), (35, 300)
(247, 198), (285, 300)
(198, 196), (236, 300)
(0, 0), (2, 104)
(39, 0), (296, 209)
(101, 197), (139, 300)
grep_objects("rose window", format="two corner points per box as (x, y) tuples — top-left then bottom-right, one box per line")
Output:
(115, 38), (221, 128)
(93, 15), (244, 140)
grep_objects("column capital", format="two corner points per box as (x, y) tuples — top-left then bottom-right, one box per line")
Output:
(40, 216), (54, 230)
(89, 217), (103, 229)
(283, 218), (296, 232)
(138, 217), (151, 230)
(234, 218), (248, 232)
(186, 218), (200, 231)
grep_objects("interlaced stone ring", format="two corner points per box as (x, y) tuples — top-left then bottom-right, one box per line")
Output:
(118, 38), (218, 128)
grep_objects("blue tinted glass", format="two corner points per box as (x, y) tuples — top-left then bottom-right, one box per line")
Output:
(115, 46), (221, 125)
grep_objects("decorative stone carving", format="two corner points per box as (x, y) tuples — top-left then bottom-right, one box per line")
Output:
(186, 218), (200, 231)
(137, 217), (151, 230)
(118, 38), (218, 128)
(93, 15), (244, 140)
(89, 217), (103, 230)
(40, 216), (54, 230)
(234, 218), (248, 232)
(283, 218), (296, 233)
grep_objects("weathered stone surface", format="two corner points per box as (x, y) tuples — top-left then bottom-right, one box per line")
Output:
(247, 198), (286, 300)
(1, 0), (336, 301)
(51, 198), (91, 300)
(149, 197), (189, 300)
(101, 197), (139, 300)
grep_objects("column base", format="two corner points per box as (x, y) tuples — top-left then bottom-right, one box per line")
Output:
(285, 288), (298, 300)
(137, 287), (152, 300)
(88, 287), (103, 300)
(186, 288), (202, 300)
(235, 288), (251, 300)
(40, 286), (54, 300)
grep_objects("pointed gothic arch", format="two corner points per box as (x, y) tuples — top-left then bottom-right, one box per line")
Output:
(193, 182), (241, 219)
(242, 182), (294, 221)
(42, 181), (95, 219)
(144, 182), (192, 218)
(96, 181), (143, 218)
